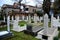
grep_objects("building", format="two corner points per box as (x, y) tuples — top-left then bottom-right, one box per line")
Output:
(2, 2), (41, 22)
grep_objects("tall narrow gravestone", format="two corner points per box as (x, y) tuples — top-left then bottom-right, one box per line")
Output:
(44, 14), (48, 35)
(29, 14), (31, 23)
(34, 14), (37, 23)
(12, 16), (14, 21)
(4, 16), (5, 22)
(7, 16), (10, 32)
(13, 16), (19, 32)
(57, 16), (59, 21)
(51, 14), (53, 28)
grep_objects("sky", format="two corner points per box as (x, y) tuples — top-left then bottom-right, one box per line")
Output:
(0, 0), (54, 6)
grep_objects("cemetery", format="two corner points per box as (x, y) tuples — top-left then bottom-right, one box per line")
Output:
(0, 0), (60, 40)
(0, 13), (60, 40)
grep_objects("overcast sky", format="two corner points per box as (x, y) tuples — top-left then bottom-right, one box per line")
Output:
(0, 0), (54, 6)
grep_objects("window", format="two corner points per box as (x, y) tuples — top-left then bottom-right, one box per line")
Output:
(24, 8), (28, 11)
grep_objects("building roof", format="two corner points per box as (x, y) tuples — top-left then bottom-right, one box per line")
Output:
(2, 4), (20, 9)
(2, 3), (40, 9)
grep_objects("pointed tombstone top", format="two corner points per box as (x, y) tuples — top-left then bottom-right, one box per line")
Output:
(51, 14), (53, 17)
(44, 13), (48, 18)
(7, 16), (10, 32)
(51, 14), (54, 21)
(44, 13), (48, 35)
(44, 13), (48, 27)
(57, 16), (59, 21)
(57, 16), (59, 19)
(51, 14), (53, 20)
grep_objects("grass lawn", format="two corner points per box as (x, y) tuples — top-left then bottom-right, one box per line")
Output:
(0, 25), (39, 40)
(18, 21), (27, 27)
(58, 29), (60, 39)
(4, 31), (39, 40)
(0, 21), (44, 40)
(0, 21), (59, 40)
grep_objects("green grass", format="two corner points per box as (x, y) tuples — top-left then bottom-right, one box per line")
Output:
(0, 26), (7, 31)
(0, 21), (53, 40)
(53, 37), (59, 40)
(0, 26), (39, 40)
(36, 22), (51, 27)
(58, 31), (60, 38)
(58, 28), (60, 39)
(5, 31), (39, 40)
(18, 21), (26, 27)
(48, 22), (51, 27)
(0, 25), (13, 31)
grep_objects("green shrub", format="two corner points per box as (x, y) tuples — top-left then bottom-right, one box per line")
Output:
(18, 21), (26, 27)
(58, 27), (60, 31)
(20, 23), (25, 26)
(53, 37), (58, 40)
(31, 21), (34, 23)
(31, 19), (34, 23)
(58, 31), (60, 38)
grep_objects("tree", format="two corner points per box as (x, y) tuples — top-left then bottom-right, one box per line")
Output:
(53, 0), (60, 17)
(53, 37), (58, 40)
(43, 0), (51, 18)
(35, 0), (51, 18)
(36, 11), (43, 17)
(0, 10), (4, 20)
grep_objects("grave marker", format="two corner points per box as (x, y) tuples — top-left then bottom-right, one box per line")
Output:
(44, 14), (48, 35)
(7, 16), (10, 32)
(57, 16), (59, 21)
(12, 16), (14, 21)
(51, 14), (53, 28)
(4, 16), (5, 22)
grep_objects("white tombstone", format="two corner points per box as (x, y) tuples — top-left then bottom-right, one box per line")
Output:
(16, 16), (19, 26)
(40, 17), (43, 23)
(57, 16), (59, 21)
(7, 16), (10, 32)
(22, 15), (24, 20)
(27, 16), (28, 21)
(37, 16), (39, 21)
(44, 14), (48, 35)
(39, 17), (41, 23)
(34, 14), (37, 23)
(12, 16), (14, 21)
(13, 16), (19, 30)
(16, 16), (19, 21)
(51, 14), (53, 28)
(51, 14), (57, 27)
(13, 18), (26, 32)
(13, 20), (19, 31)
(36, 14), (59, 40)
(29, 14), (31, 23)
(4, 16), (5, 22)
(51, 14), (60, 27)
